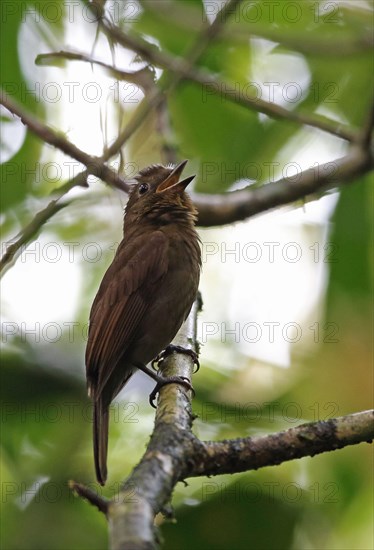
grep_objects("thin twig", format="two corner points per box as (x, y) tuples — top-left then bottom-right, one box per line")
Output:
(0, 198), (69, 274)
(36, 50), (155, 88)
(140, 1), (373, 57)
(0, 91), (129, 192)
(99, 0), (244, 161)
(224, 25), (374, 56)
(0, 169), (91, 275)
(69, 480), (109, 514)
(99, 17), (356, 142)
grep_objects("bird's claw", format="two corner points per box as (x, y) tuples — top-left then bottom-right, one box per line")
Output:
(151, 353), (162, 371)
(151, 345), (200, 373)
(149, 376), (195, 408)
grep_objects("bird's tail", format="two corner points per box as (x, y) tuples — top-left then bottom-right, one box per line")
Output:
(93, 397), (109, 486)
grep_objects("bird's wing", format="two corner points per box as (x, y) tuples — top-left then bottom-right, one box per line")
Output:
(85, 230), (169, 398)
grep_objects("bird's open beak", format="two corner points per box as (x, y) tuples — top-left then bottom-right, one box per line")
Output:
(156, 160), (195, 193)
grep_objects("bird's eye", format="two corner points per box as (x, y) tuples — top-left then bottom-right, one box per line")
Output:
(138, 183), (149, 195)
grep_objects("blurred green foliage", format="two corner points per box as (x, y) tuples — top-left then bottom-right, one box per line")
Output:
(1, 1), (373, 549)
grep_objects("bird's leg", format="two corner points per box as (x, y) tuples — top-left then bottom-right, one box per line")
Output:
(151, 345), (200, 373)
(135, 362), (194, 408)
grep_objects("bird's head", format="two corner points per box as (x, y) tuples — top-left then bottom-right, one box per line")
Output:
(124, 160), (197, 227)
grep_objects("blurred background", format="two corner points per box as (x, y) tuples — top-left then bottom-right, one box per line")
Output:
(1, 1), (373, 549)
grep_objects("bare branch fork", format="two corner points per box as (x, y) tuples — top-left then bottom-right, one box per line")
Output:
(2, 2), (371, 547)
(70, 296), (374, 550)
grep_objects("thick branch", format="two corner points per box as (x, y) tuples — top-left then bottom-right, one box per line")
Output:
(188, 410), (374, 477)
(194, 146), (373, 226)
(75, 291), (372, 550)
(107, 298), (202, 550)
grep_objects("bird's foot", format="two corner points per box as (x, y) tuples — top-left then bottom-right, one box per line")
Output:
(149, 375), (195, 408)
(134, 362), (195, 408)
(152, 345), (200, 373)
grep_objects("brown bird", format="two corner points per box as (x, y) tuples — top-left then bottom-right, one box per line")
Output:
(85, 160), (201, 485)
